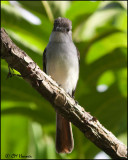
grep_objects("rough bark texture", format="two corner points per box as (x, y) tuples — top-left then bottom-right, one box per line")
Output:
(1, 28), (127, 159)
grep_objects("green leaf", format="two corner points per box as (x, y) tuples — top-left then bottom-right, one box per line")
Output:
(85, 47), (127, 86)
(1, 116), (29, 159)
(65, 1), (100, 20)
(86, 32), (127, 64)
(1, 65), (55, 124)
(73, 6), (126, 41)
(18, 1), (47, 15)
(1, 3), (52, 49)
(97, 70), (115, 87)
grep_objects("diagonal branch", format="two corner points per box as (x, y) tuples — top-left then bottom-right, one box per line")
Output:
(1, 28), (127, 159)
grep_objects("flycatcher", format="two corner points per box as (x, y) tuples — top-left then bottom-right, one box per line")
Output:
(43, 17), (80, 153)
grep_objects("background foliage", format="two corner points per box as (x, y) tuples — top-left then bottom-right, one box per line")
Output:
(1, 1), (127, 159)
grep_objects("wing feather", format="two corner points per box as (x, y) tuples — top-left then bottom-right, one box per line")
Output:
(43, 48), (47, 73)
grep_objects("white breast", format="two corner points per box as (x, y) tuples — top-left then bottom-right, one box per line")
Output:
(46, 32), (79, 95)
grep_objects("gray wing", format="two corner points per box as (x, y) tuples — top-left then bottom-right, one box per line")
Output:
(72, 47), (80, 97)
(76, 47), (80, 65)
(43, 48), (47, 73)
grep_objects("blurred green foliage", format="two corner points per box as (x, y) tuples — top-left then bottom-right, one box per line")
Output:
(1, 1), (127, 159)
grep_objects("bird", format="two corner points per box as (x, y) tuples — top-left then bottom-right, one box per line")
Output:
(43, 17), (80, 153)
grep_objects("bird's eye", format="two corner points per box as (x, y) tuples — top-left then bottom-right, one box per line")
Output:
(66, 28), (70, 32)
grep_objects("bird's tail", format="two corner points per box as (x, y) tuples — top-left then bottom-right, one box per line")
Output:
(56, 113), (74, 153)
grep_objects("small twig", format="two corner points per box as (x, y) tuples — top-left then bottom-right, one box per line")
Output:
(6, 65), (22, 79)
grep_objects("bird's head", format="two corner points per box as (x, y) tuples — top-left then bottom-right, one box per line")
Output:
(53, 17), (72, 33)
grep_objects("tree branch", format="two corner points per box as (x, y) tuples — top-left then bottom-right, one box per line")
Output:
(1, 28), (127, 159)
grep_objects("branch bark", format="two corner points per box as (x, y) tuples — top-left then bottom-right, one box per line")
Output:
(1, 28), (127, 159)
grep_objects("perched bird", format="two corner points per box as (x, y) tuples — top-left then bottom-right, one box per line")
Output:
(43, 17), (80, 153)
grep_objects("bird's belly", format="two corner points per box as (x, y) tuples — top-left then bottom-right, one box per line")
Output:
(46, 44), (79, 94)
